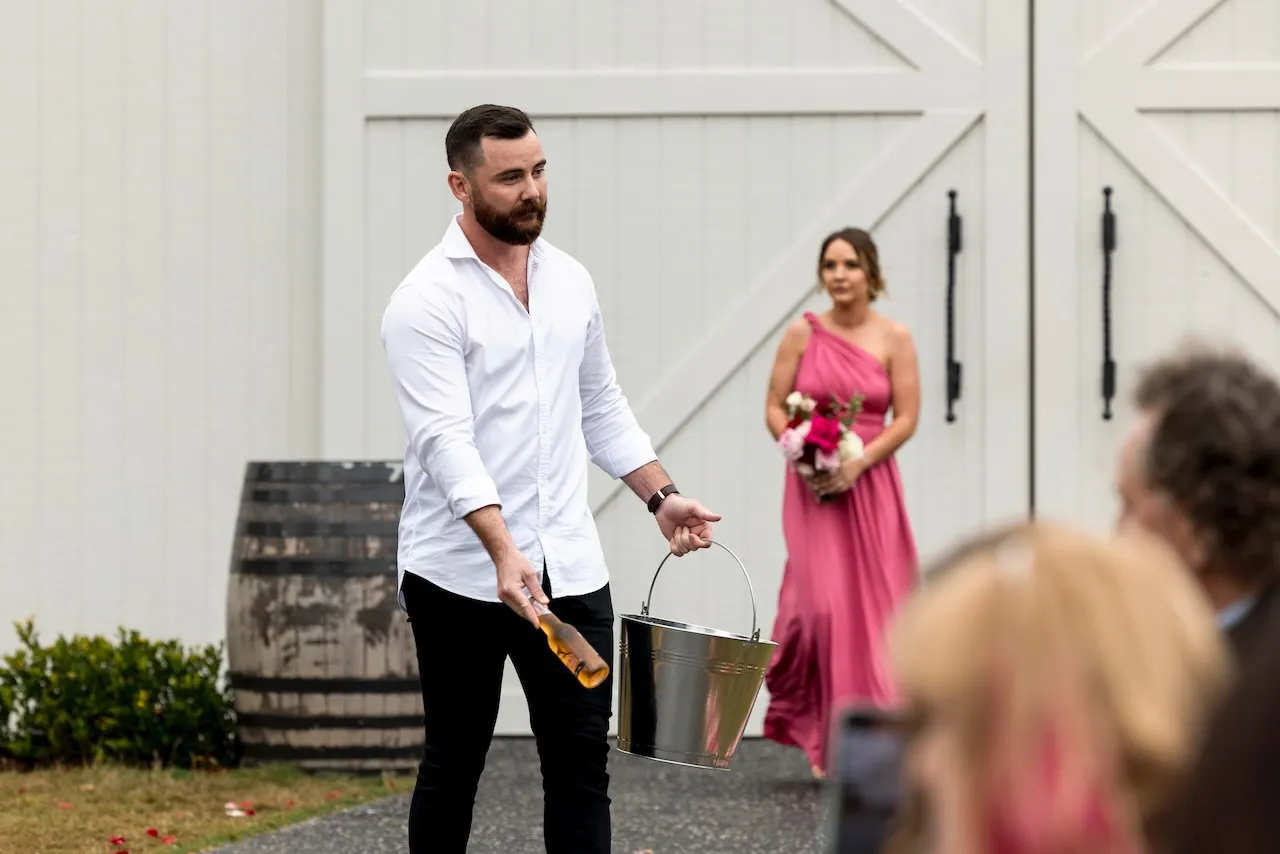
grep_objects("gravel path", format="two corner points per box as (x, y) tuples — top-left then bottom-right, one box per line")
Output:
(210, 738), (827, 854)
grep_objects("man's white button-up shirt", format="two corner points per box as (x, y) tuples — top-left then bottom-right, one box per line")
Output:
(381, 215), (657, 605)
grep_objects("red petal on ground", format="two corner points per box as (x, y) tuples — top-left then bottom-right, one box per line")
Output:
(109, 836), (127, 845)
(146, 829), (159, 837)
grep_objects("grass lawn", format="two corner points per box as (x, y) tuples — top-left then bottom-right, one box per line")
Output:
(0, 763), (412, 854)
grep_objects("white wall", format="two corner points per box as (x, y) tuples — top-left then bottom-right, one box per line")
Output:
(0, 0), (322, 653)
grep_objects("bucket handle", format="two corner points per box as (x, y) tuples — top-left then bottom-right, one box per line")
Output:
(641, 540), (761, 642)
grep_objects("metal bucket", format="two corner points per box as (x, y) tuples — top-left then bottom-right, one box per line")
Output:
(616, 540), (777, 770)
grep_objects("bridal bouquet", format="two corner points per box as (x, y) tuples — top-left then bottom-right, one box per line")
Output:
(776, 391), (866, 478)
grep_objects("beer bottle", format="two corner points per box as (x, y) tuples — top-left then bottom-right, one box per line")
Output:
(529, 597), (610, 689)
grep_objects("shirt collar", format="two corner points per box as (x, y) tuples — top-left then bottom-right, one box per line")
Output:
(1218, 591), (1260, 631)
(441, 214), (547, 262)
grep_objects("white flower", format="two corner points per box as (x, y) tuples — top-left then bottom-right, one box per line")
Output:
(795, 461), (816, 477)
(799, 397), (816, 413)
(795, 420), (811, 439)
(838, 431), (865, 462)
(785, 391), (803, 410)
(776, 428), (805, 461)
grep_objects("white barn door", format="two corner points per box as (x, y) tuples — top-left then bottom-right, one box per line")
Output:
(1034, 0), (1280, 530)
(322, 0), (1030, 736)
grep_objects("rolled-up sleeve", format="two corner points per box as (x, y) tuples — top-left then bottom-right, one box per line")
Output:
(578, 283), (658, 479)
(381, 284), (501, 520)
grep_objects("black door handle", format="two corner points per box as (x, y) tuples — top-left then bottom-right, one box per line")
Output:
(945, 190), (963, 423)
(1101, 186), (1117, 420)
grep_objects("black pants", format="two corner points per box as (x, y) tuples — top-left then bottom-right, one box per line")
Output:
(402, 570), (615, 854)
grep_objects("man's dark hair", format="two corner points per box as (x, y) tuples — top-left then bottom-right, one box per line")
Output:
(445, 104), (535, 174)
(1133, 347), (1280, 585)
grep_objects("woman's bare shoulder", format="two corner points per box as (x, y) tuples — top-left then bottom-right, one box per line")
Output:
(779, 315), (814, 350)
(870, 311), (913, 342)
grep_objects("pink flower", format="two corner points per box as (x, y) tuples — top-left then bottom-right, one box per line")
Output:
(814, 449), (842, 472)
(777, 428), (805, 461)
(807, 415), (842, 452)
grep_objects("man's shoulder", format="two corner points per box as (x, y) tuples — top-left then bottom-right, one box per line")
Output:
(387, 247), (462, 303)
(381, 246), (469, 333)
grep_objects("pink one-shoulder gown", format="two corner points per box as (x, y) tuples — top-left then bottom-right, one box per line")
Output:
(762, 312), (919, 773)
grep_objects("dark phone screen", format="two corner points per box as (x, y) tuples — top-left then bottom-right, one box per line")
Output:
(826, 708), (908, 854)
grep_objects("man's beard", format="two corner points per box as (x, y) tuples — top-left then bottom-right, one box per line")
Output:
(472, 190), (547, 246)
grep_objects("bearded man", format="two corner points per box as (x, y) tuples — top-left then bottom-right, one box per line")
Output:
(381, 104), (721, 854)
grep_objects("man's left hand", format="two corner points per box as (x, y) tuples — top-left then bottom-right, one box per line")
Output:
(655, 495), (722, 556)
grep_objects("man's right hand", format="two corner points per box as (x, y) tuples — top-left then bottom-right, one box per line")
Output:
(496, 550), (548, 629)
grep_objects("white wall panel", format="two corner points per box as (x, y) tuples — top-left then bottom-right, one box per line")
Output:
(362, 0), (903, 71)
(0, 0), (322, 654)
(1035, 0), (1280, 531)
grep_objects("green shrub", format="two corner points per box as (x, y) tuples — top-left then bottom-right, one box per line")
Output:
(0, 619), (240, 769)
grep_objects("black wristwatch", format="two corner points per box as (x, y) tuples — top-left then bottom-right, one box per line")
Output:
(647, 484), (679, 514)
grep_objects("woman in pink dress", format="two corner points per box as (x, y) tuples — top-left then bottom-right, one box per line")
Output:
(762, 227), (921, 778)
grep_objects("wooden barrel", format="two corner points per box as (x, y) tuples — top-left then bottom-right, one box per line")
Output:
(225, 461), (422, 775)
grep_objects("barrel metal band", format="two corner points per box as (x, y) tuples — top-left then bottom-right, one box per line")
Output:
(237, 712), (423, 730)
(228, 674), (420, 693)
(238, 521), (398, 537)
(231, 559), (397, 576)
(247, 485), (404, 504)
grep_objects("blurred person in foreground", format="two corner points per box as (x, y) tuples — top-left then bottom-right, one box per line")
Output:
(1172, 610), (1280, 854)
(885, 521), (1231, 854)
(1114, 348), (1280, 661)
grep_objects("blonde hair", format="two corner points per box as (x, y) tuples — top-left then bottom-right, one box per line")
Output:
(889, 521), (1231, 854)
